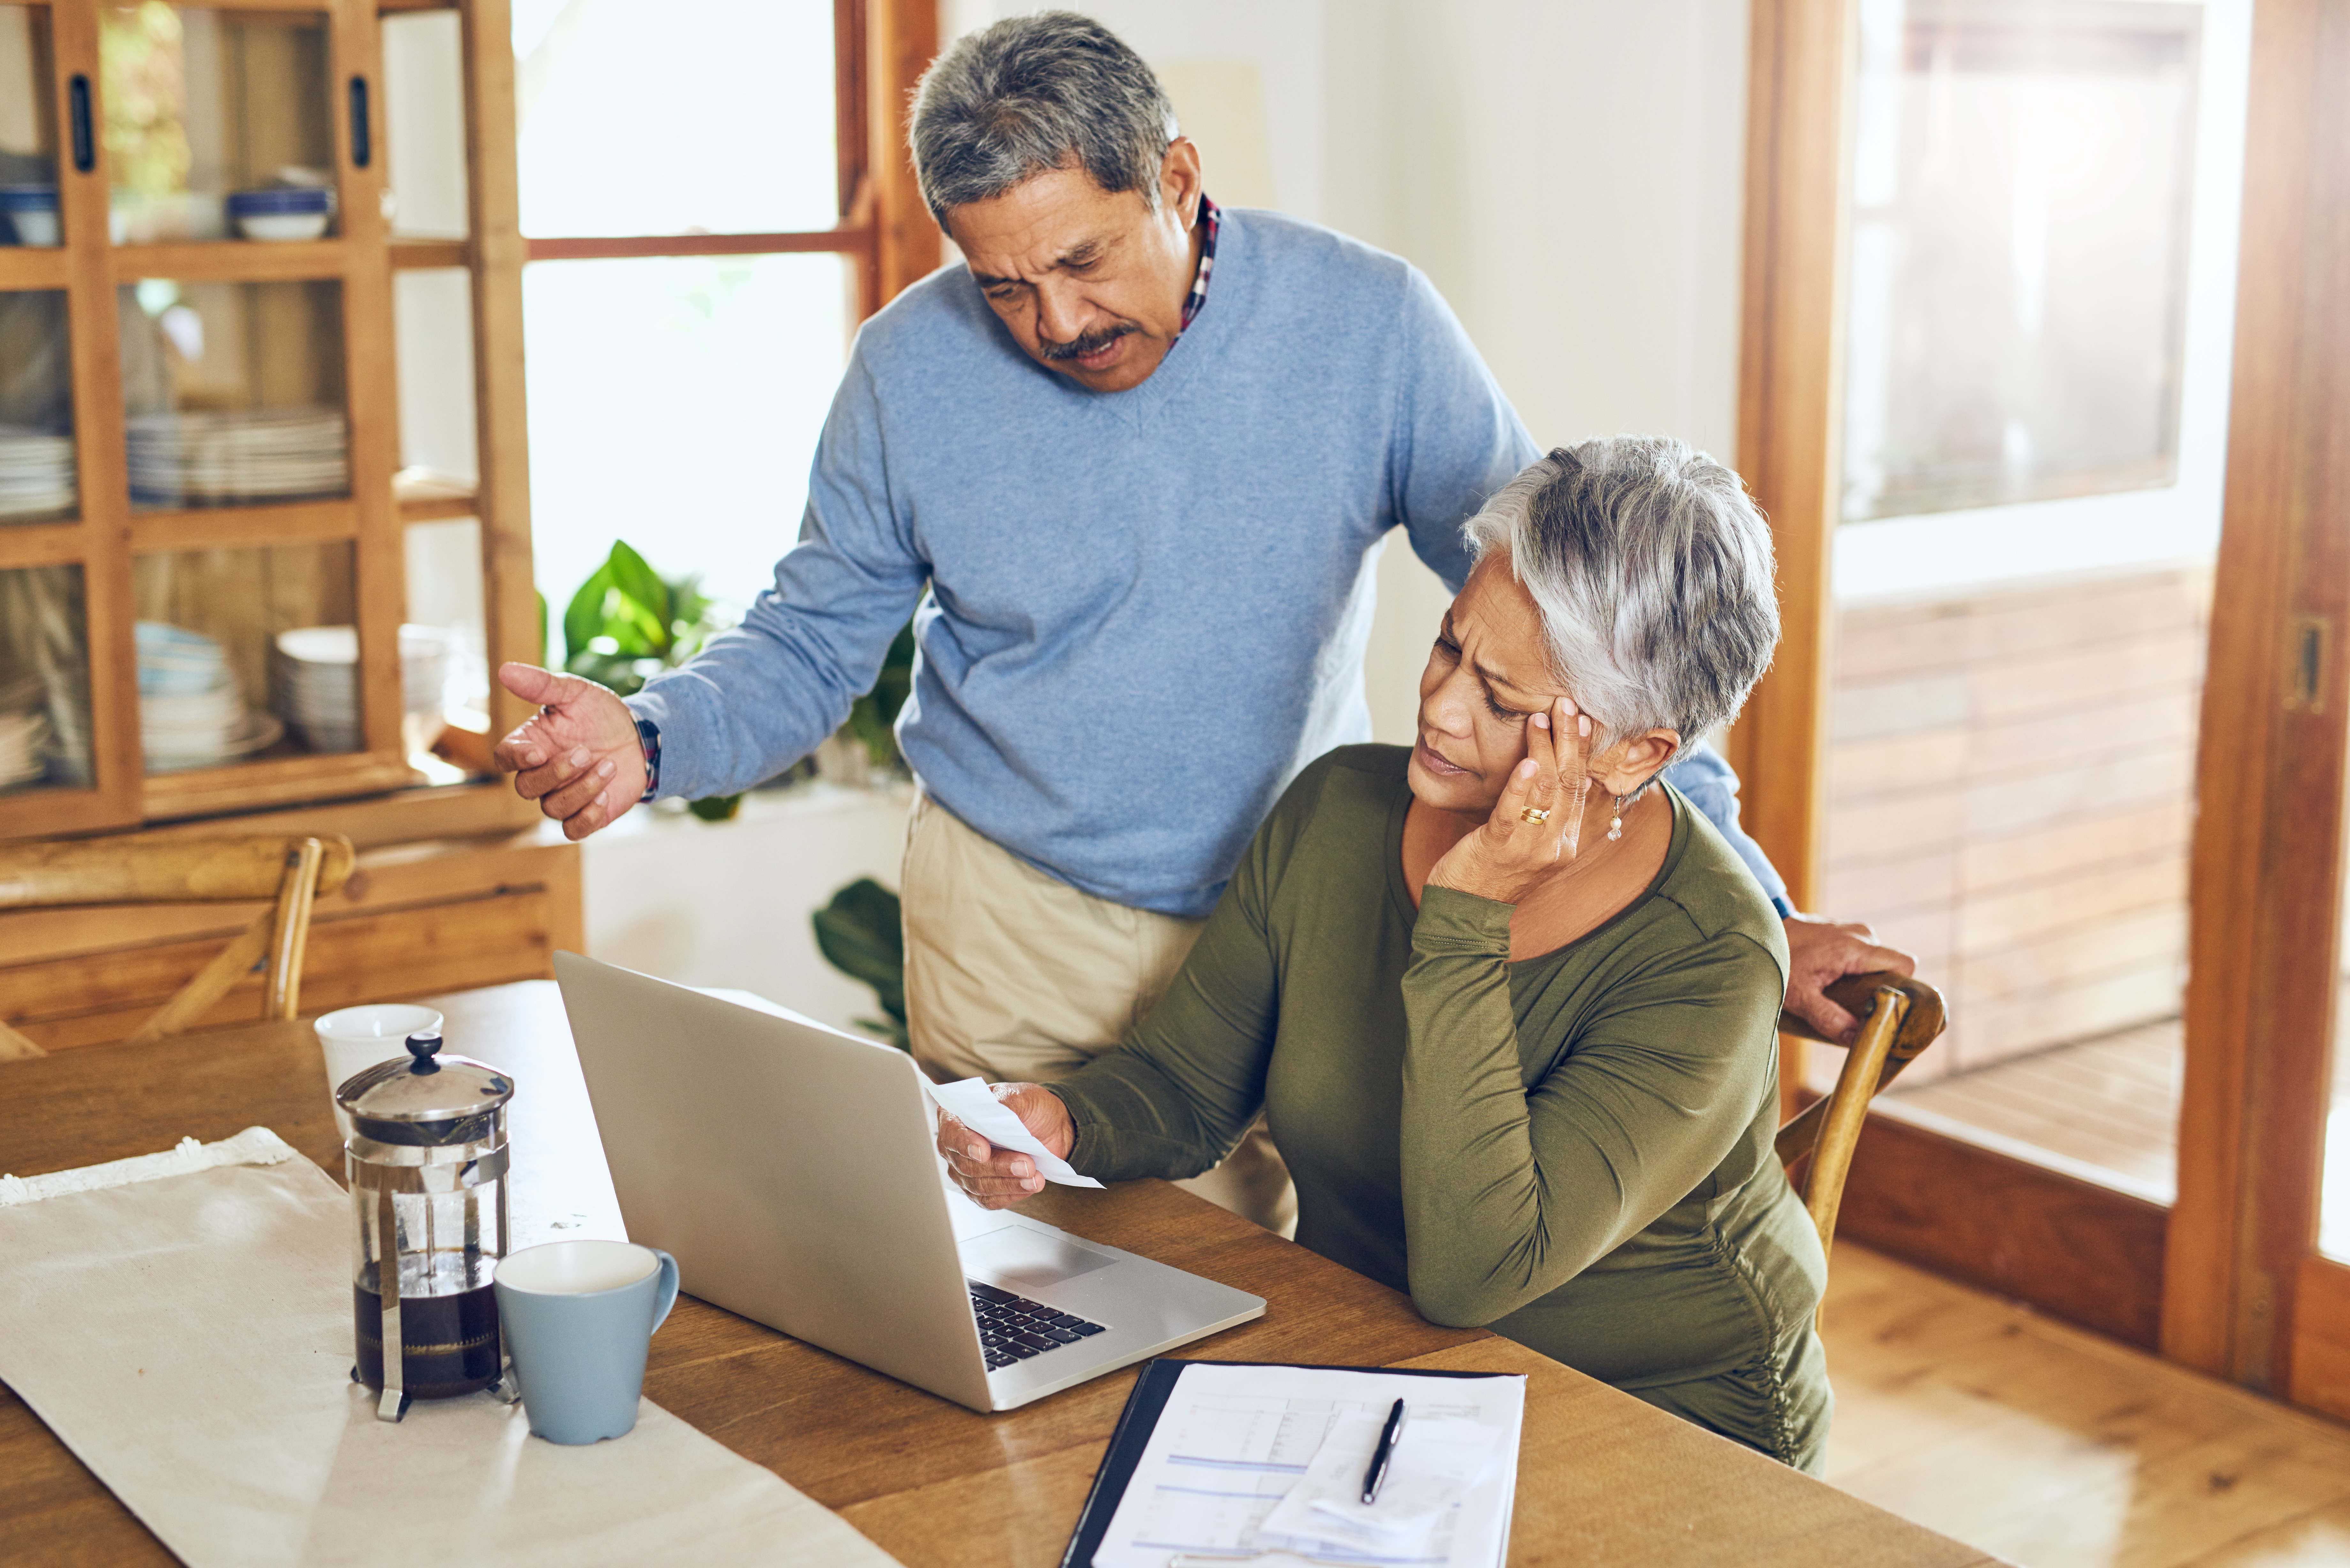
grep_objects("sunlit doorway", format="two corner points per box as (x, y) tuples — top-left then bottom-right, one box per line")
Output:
(1808, 0), (2252, 1217)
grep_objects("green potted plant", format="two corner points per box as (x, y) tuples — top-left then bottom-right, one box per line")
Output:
(557, 541), (920, 817)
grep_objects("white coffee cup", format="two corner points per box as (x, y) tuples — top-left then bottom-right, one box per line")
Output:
(315, 1004), (445, 1137)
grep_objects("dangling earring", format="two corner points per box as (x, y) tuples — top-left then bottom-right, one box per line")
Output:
(1607, 795), (1625, 842)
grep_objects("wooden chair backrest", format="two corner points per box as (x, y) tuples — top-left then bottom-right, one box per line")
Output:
(1774, 971), (1947, 1257)
(0, 835), (356, 1061)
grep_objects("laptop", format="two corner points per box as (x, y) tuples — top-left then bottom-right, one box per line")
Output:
(552, 952), (1265, 1413)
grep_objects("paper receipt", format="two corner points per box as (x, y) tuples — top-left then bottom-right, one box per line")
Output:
(925, 1076), (1103, 1189)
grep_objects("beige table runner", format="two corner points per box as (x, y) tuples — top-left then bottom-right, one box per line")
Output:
(0, 1129), (902, 1568)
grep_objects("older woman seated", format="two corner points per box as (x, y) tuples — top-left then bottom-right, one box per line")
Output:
(937, 436), (1828, 1472)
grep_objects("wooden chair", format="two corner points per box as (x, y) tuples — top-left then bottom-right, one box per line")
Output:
(1774, 971), (1948, 1255)
(0, 835), (356, 1060)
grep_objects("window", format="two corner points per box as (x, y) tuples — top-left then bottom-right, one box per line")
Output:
(509, 0), (932, 619)
(1842, 0), (2202, 524)
(1813, 0), (2254, 1208)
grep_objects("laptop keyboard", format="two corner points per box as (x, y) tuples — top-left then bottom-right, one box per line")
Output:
(969, 1280), (1108, 1370)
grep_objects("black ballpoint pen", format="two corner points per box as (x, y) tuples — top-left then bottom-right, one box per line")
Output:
(1360, 1398), (1408, 1504)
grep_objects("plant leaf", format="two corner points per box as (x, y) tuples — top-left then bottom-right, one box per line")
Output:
(811, 877), (906, 1039)
(561, 563), (614, 666)
(607, 591), (668, 656)
(605, 541), (673, 655)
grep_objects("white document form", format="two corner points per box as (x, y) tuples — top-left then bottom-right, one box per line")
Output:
(923, 1075), (1103, 1188)
(1091, 1363), (1525, 1568)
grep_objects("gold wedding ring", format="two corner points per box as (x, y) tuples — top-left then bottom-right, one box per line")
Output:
(1518, 806), (1551, 825)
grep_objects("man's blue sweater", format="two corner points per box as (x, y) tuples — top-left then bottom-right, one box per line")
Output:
(628, 208), (1785, 918)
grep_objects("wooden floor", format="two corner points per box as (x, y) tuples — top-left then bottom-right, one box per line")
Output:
(1823, 1245), (2350, 1566)
(1885, 1019), (2187, 1198)
(1880, 1020), (2350, 1258)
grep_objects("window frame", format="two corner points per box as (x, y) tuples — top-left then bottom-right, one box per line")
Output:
(502, 0), (939, 320)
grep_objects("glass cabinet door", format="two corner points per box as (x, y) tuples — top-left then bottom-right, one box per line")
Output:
(101, 3), (339, 245)
(90, 0), (412, 809)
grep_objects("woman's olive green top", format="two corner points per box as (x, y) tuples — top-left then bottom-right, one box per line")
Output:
(1051, 745), (1832, 1471)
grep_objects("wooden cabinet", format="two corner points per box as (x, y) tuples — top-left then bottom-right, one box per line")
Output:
(0, 0), (569, 1038)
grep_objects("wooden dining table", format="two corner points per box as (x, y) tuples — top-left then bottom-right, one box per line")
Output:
(0, 980), (1996, 1567)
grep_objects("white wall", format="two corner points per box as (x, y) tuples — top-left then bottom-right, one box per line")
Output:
(585, 785), (916, 1037)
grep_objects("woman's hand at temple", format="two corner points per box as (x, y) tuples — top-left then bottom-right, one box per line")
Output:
(1426, 698), (1595, 906)
(935, 1082), (1076, 1210)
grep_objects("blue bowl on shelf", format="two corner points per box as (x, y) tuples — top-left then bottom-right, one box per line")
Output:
(227, 185), (334, 242)
(0, 184), (60, 247)
(227, 186), (333, 215)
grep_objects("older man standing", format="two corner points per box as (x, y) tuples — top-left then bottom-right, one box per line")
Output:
(493, 13), (1907, 1232)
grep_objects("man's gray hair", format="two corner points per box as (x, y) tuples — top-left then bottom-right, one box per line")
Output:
(909, 12), (1178, 224)
(1463, 437), (1780, 763)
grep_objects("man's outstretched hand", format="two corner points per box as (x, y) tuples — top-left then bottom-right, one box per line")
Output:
(493, 663), (647, 841)
(1781, 914), (1916, 1046)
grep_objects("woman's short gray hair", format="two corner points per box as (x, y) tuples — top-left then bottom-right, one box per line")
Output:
(1463, 437), (1780, 759)
(910, 12), (1178, 225)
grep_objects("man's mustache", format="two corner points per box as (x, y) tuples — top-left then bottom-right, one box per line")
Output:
(1038, 324), (1138, 361)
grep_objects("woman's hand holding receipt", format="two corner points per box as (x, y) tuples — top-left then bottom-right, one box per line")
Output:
(935, 1082), (1076, 1209)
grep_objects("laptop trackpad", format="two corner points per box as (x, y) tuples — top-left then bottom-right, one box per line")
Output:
(960, 1224), (1119, 1293)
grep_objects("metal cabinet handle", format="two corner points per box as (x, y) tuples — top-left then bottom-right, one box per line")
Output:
(349, 76), (372, 169)
(69, 74), (94, 172)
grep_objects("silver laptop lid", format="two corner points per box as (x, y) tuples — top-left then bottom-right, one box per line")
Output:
(552, 951), (992, 1410)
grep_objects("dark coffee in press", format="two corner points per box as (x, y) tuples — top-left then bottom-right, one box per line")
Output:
(353, 1282), (502, 1399)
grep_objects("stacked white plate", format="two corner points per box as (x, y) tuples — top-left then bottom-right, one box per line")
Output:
(136, 621), (282, 772)
(274, 624), (450, 754)
(127, 408), (348, 507)
(0, 670), (49, 788)
(0, 425), (75, 518)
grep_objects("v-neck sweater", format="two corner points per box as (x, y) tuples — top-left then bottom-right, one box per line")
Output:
(1051, 744), (1833, 1470)
(627, 208), (1539, 917)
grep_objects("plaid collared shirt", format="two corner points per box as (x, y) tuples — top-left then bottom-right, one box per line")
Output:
(1180, 194), (1222, 332)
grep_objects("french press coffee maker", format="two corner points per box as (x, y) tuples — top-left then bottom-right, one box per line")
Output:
(338, 1032), (516, 1421)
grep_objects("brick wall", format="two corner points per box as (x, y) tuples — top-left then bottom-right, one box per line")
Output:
(1817, 563), (2212, 1084)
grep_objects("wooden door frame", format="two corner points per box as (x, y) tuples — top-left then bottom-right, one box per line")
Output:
(1732, 0), (1856, 1125)
(2163, 0), (2350, 1411)
(1729, 0), (1852, 936)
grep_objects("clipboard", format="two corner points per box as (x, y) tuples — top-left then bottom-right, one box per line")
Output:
(1058, 1359), (1522, 1568)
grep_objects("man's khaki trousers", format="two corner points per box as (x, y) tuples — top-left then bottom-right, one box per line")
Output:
(901, 790), (1297, 1237)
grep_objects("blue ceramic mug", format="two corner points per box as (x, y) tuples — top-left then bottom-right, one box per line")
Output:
(494, 1240), (679, 1444)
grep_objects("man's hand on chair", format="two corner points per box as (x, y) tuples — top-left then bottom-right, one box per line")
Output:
(1781, 915), (1915, 1046)
(492, 663), (647, 842)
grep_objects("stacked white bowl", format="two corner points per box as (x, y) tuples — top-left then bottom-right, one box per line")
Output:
(274, 624), (452, 753)
(0, 670), (48, 788)
(137, 621), (279, 772)
(0, 425), (76, 518)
